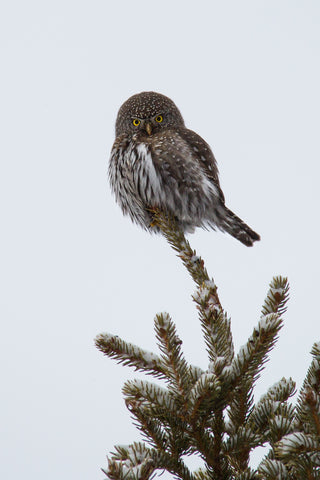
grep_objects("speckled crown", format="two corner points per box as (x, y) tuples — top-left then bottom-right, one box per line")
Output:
(115, 91), (184, 136)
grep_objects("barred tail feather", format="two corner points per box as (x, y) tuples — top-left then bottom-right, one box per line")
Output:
(221, 206), (260, 247)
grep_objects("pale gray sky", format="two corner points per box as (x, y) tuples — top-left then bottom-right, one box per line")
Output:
(1, 1), (320, 479)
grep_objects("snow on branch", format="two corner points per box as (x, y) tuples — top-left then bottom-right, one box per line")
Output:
(258, 377), (296, 404)
(154, 312), (191, 399)
(193, 281), (234, 365)
(222, 313), (283, 388)
(261, 276), (289, 317)
(276, 431), (320, 456)
(258, 459), (289, 479)
(95, 333), (166, 379)
(295, 341), (320, 436)
(97, 210), (320, 479)
(104, 443), (156, 480)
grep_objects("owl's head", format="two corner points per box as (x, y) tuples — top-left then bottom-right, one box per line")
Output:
(115, 91), (185, 137)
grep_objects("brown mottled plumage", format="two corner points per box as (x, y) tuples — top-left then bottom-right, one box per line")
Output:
(109, 91), (260, 246)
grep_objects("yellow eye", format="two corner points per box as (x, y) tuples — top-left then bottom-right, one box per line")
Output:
(155, 115), (163, 123)
(132, 119), (141, 126)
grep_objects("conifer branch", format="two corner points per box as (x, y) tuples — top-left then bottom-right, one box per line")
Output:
(223, 314), (283, 401)
(189, 364), (206, 383)
(286, 452), (320, 479)
(190, 415), (231, 480)
(221, 279), (289, 452)
(233, 468), (261, 479)
(122, 379), (176, 419)
(223, 427), (261, 470)
(258, 377), (296, 405)
(122, 379), (191, 456)
(154, 451), (195, 480)
(97, 209), (320, 479)
(125, 398), (171, 453)
(261, 276), (289, 317)
(222, 312), (284, 471)
(193, 284), (234, 364)
(250, 401), (296, 447)
(268, 413), (295, 443)
(248, 378), (296, 443)
(154, 313), (191, 401)
(188, 372), (221, 419)
(275, 431), (320, 456)
(95, 333), (166, 379)
(151, 209), (221, 302)
(104, 443), (156, 480)
(223, 382), (259, 473)
(208, 410), (231, 480)
(104, 443), (195, 480)
(258, 458), (289, 479)
(296, 342), (320, 436)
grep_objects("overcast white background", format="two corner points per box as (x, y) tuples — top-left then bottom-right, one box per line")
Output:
(1, 1), (319, 478)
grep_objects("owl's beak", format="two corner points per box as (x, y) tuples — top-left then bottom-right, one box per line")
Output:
(145, 122), (152, 136)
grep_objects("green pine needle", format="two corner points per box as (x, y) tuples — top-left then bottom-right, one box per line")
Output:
(97, 209), (320, 479)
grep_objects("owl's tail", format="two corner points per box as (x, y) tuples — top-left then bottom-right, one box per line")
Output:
(220, 206), (260, 247)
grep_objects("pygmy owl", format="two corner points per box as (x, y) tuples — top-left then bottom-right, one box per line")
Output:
(109, 91), (260, 247)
